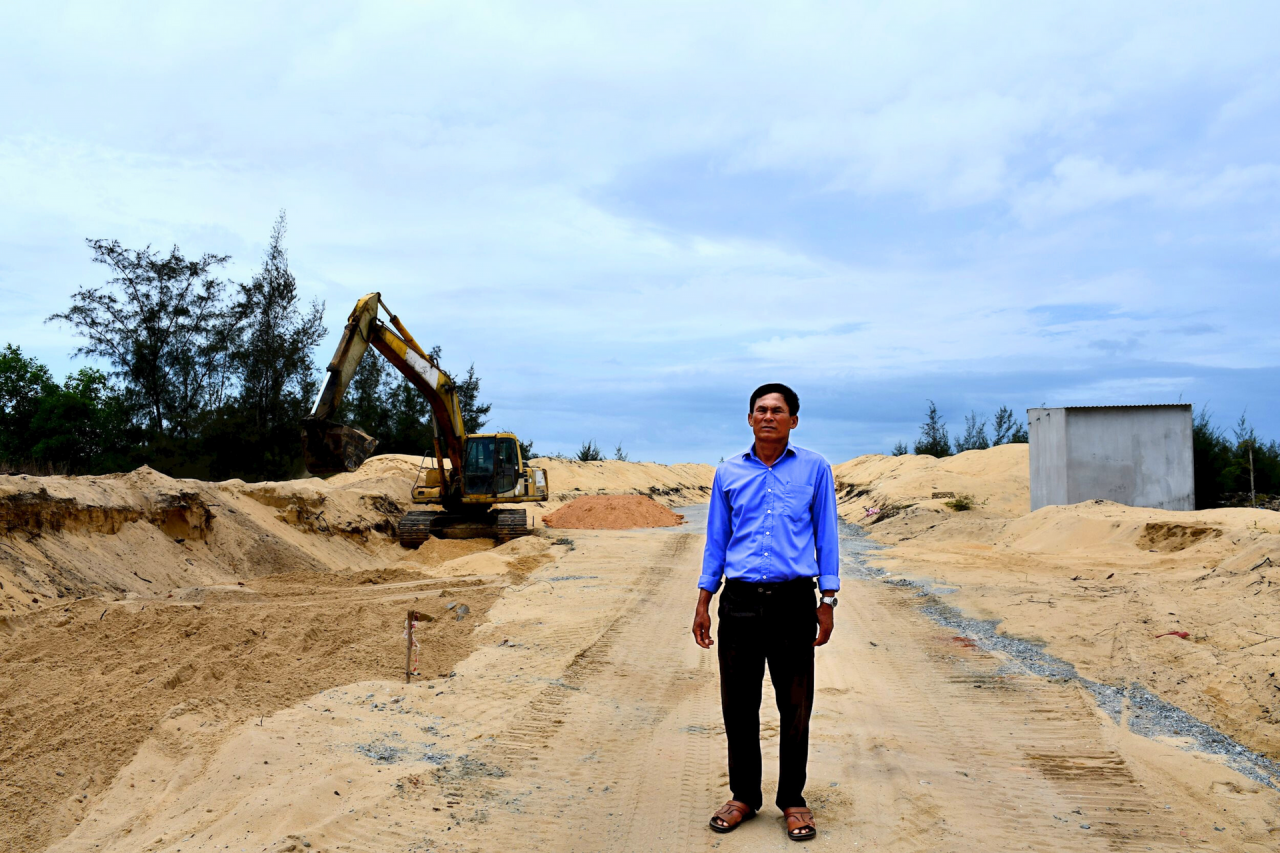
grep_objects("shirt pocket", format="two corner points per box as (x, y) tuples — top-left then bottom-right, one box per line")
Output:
(786, 483), (815, 521)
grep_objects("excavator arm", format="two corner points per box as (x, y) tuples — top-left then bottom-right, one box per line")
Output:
(302, 293), (467, 476)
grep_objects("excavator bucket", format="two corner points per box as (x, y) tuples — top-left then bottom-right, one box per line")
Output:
(301, 418), (379, 475)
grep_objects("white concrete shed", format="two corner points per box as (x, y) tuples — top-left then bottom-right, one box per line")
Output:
(1027, 405), (1194, 511)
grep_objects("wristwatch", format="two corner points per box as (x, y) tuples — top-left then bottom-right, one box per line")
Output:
(820, 595), (838, 608)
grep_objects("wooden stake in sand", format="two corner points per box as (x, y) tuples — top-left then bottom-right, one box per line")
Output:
(405, 610), (419, 684)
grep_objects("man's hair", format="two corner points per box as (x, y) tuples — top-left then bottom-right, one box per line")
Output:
(749, 383), (800, 416)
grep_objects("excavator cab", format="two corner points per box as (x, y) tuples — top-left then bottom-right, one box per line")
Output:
(462, 435), (522, 497)
(495, 436), (519, 493)
(463, 436), (495, 495)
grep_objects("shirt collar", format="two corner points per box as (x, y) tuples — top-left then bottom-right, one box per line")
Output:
(743, 442), (797, 463)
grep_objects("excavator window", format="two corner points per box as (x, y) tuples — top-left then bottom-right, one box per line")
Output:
(463, 437), (496, 495)
(495, 437), (519, 493)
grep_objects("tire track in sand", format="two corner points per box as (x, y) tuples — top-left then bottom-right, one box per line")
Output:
(316, 531), (717, 853)
(820, 582), (1179, 851)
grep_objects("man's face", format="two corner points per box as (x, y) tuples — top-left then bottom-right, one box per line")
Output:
(748, 392), (797, 444)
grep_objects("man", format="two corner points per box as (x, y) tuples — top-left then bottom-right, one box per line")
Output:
(692, 382), (839, 842)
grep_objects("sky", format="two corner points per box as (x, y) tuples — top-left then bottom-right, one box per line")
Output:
(2, 2), (1278, 464)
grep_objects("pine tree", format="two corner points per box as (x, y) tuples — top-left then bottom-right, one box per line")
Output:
(993, 406), (1028, 444)
(230, 212), (326, 435)
(456, 363), (492, 434)
(953, 411), (991, 453)
(913, 400), (952, 457)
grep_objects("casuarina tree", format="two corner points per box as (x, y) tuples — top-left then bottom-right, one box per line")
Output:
(953, 411), (991, 453)
(230, 212), (326, 436)
(203, 211), (328, 478)
(340, 345), (493, 457)
(991, 405), (1028, 445)
(48, 239), (237, 439)
(456, 363), (492, 434)
(913, 400), (952, 457)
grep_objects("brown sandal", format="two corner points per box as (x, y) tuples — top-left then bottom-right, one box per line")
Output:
(782, 806), (816, 841)
(709, 800), (756, 833)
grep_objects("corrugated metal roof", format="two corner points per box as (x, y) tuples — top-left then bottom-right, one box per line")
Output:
(1031, 404), (1192, 410)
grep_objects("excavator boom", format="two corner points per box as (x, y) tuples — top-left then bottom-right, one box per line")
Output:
(302, 293), (465, 475)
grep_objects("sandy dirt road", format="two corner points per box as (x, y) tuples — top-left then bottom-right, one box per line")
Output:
(50, 524), (1279, 853)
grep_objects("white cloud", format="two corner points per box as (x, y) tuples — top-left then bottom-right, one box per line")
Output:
(2, 1), (1280, 457)
(1014, 156), (1280, 221)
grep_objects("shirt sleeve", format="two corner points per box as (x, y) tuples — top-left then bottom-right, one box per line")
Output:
(698, 467), (731, 593)
(812, 462), (840, 592)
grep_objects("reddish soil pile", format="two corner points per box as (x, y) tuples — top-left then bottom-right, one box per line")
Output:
(543, 495), (685, 529)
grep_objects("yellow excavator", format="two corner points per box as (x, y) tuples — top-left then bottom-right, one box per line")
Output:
(301, 293), (548, 545)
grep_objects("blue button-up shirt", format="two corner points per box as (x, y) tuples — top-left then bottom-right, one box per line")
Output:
(698, 442), (840, 593)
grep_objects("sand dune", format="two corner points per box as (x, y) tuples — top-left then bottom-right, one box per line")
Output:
(833, 442), (1031, 520)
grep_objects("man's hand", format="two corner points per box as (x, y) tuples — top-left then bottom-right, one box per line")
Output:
(692, 588), (715, 649)
(813, 599), (835, 647)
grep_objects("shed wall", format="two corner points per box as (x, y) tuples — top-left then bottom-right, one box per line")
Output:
(1063, 407), (1194, 511)
(1028, 408), (1067, 510)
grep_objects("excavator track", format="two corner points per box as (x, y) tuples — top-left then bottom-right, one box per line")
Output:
(493, 509), (532, 543)
(398, 509), (532, 547)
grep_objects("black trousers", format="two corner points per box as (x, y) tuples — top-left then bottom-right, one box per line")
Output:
(716, 577), (817, 811)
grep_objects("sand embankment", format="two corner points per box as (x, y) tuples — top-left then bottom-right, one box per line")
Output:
(523, 457), (713, 521)
(833, 442), (1031, 521)
(0, 455), (714, 617)
(0, 459), (412, 616)
(838, 444), (1280, 760)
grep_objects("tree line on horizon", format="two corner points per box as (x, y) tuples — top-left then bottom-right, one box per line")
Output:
(0, 213), (491, 482)
(893, 400), (1029, 458)
(1191, 409), (1279, 509)
(896, 399), (1278, 510)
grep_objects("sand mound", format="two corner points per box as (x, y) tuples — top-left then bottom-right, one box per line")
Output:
(834, 443), (1030, 522)
(397, 536), (496, 567)
(0, 460), (427, 616)
(543, 494), (685, 529)
(396, 534), (559, 578)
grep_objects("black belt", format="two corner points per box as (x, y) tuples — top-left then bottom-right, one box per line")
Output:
(724, 577), (816, 595)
